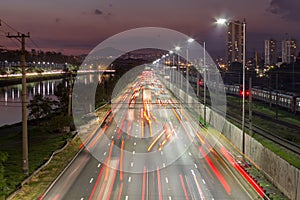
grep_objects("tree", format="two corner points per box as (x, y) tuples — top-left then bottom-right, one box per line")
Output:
(54, 78), (70, 113)
(27, 94), (58, 120)
(0, 152), (8, 197)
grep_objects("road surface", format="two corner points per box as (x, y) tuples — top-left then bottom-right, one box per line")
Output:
(40, 70), (264, 200)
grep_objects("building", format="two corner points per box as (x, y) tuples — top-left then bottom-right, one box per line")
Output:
(264, 39), (277, 67)
(282, 39), (298, 64)
(226, 20), (244, 66)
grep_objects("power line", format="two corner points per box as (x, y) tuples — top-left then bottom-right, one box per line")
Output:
(29, 38), (41, 50)
(8, 38), (21, 49)
(0, 18), (19, 33)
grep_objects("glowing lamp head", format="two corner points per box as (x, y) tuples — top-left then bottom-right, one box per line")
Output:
(175, 46), (181, 51)
(187, 38), (195, 43)
(216, 18), (227, 25)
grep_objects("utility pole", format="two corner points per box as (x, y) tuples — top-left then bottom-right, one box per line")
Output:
(196, 72), (200, 97)
(242, 19), (246, 155)
(7, 32), (30, 175)
(249, 74), (253, 136)
(68, 72), (73, 117)
(203, 42), (207, 126)
(275, 73), (278, 119)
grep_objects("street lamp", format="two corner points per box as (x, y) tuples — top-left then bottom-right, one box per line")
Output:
(203, 41), (207, 126)
(169, 50), (175, 83)
(175, 46), (181, 86)
(217, 18), (247, 154)
(186, 38), (195, 95)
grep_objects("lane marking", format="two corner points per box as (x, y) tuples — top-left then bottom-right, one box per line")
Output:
(194, 164), (197, 169)
(131, 162), (134, 167)
(163, 163), (165, 168)
(128, 176), (131, 182)
(165, 177), (169, 183)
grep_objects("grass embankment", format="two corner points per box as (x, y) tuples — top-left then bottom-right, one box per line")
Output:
(11, 137), (81, 200)
(3, 104), (110, 200)
(0, 123), (66, 198)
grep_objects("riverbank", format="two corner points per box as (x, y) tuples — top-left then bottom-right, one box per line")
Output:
(0, 72), (66, 87)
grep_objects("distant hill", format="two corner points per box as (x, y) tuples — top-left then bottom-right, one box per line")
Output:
(89, 47), (125, 57)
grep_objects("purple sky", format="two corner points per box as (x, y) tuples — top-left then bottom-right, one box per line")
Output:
(0, 0), (299, 57)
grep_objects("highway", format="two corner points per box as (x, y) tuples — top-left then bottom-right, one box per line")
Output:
(40, 69), (264, 200)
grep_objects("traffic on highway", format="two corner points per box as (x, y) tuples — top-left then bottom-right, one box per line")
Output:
(40, 69), (265, 200)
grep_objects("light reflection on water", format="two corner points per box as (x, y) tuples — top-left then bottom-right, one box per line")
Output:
(0, 80), (60, 127)
(0, 73), (104, 127)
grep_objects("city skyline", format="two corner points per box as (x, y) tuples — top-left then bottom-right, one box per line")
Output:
(0, 0), (300, 57)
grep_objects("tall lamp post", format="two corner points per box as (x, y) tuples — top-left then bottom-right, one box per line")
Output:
(175, 46), (181, 87)
(217, 18), (247, 154)
(186, 38), (195, 95)
(169, 51), (174, 83)
(203, 41), (207, 126)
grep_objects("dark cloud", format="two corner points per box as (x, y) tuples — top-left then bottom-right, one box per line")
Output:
(55, 18), (61, 23)
(94, 9), (103, 15)
(93, 8), (112, 19)
(267, 0), (300, 21)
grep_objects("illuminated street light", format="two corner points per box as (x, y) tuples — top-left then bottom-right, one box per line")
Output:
(175, 46), (181, 86)
(175, 46), (181, 51)
(186, 38), (194, 95)
(216, 18), (227, 25)
(187, 38), (195, 43)
(217, 17), (247, 155)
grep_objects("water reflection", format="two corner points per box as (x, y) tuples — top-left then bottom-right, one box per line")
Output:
(0, 79), (60, 126)
(0, 73), (110, 127)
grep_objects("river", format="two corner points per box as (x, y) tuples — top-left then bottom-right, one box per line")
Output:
(0, 73), (111, 127)
(0, 79), (64, 127)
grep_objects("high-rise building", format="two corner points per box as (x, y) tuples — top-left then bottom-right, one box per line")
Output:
(282, 39), (298, 64)
(264, 39), (277, 66)
(226, 20), (244, 66)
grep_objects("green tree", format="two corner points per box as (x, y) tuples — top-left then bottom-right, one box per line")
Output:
(54, 78), (69, 113)
(27, 94), (58, 120)
(0, 152), (8, 198)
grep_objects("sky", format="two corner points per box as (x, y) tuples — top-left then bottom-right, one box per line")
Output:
(0, 0), (300, 57)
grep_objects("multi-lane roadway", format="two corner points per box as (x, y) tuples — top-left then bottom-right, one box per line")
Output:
(40, 69), (264, 200)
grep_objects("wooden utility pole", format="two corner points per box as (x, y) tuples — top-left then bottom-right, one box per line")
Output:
(7, 32), (30, 175)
